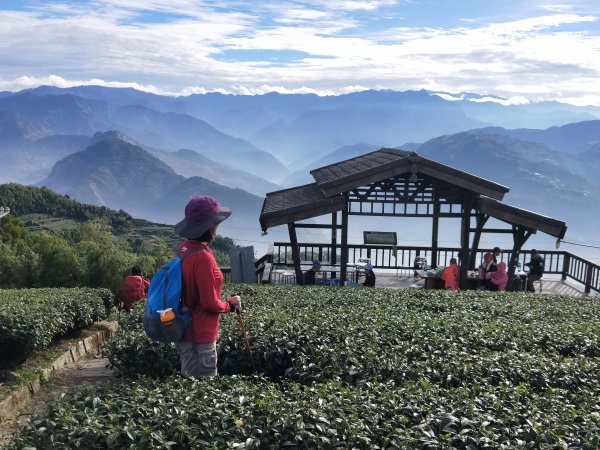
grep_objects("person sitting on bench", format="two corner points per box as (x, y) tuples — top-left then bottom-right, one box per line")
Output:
(303, 261), (321, 285)
(524, 250), (544, 292)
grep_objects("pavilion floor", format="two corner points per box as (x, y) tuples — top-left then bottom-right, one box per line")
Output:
(271, 269), (589, 296)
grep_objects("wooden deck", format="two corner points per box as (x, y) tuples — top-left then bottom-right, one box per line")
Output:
(271, 269), (589, 296)
(375, 273), (587, 296)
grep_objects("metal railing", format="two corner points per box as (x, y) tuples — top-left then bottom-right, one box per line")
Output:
(269, 242), (600, 294)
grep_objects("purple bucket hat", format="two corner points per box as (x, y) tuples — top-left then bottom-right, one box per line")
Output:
(174, 196), (231, 239)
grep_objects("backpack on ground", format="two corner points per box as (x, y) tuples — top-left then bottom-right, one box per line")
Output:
(142, 248), (204, 342)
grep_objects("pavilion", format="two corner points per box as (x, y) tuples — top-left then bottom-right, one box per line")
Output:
(259, 148), (567, 290)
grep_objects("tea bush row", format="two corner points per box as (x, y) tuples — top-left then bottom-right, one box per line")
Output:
(0, 287), (111, 362)
(106, 286), (600, 391)
(25, 285), (600, 448)
(12, 374), (600, 449)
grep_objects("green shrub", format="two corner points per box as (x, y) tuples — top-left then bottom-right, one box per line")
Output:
(0, 288), (111, 363)
(40, 286), (600, 448)
(11, 375), (600, 449)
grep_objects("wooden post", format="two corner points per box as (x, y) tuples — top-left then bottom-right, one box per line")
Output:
(331, 212), (338, 279)
(287, 223), (303, 285)
(561, 252), (570, 281)
(340, 200), (349, 284)
(585, 264), (593, 294)
(459, 196), (475, 289)
(506, 226), (533, 291)
(469, 213), (489, 270)
(431, 199), (440, 268)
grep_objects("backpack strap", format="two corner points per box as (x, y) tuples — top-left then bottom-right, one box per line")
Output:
(179, 246), (206, 350)
(180, 246), (205, 263)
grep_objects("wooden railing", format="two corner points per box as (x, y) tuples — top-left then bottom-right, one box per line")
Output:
(254, 242), (274, 284)
(270, 242), (600, 294)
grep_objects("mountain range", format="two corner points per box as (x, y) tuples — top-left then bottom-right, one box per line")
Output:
(0, 85), (599, 249)
(40, 133), (264, 241)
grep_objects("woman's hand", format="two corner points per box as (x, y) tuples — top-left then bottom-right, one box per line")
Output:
(227, 295), (241, 311)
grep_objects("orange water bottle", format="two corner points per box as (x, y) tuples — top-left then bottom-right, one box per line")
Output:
(159, 308), (176, 325)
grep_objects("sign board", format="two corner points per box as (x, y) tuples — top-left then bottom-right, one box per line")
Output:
(363, 231), (397, 246)
(228, 246), (256, 284)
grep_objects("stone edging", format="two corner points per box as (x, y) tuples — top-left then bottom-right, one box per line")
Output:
(0, 322), (118, 423)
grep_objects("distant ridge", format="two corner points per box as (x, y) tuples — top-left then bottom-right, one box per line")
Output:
(40, 134), (265, 241)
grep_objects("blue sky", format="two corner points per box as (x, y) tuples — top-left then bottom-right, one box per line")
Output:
(1, 0), (599, 105)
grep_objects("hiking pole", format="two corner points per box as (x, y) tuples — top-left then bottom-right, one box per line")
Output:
(231, 291), (255, 369)
(236, 306), (255, 369)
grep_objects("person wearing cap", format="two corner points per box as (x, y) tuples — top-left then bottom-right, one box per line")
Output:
(303, 261), (321, 285)
(363, 263), (376, 287)
(118, 265), (150, 312)
(173, 196), (241, 377)
(492, 247), (502, 264)
(524, 249), (544, 292)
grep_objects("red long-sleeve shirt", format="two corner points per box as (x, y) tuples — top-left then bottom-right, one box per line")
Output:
(441, 263), (460, 291)
(178, 240), (231, 343)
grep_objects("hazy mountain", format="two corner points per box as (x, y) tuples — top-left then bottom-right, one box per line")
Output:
(415, 130), (600, 239)
(88, 130), (281, 196)
(43, 137), (185, 215)
(2, 85), (599, 247)
(0, 111), (80, 183)
(0, 110), (50, 147)
(475, 120), (600, 153)
(248, 90), (487, 163)
(41, 135), (265, 241)
(151, 148), (281, 197)
(110, 105), (287, 182)
(0, 90), (288, 184)
(152, 176), (264, 233)
(6, 134), (91, 183)
(577, 141), (600, 186)
(0, 92), (110, 135)
(22, 85), (182, 113)
(286, 143), (381, 186)
(10, 86), (600, 167)
(456, 97), (600, 130)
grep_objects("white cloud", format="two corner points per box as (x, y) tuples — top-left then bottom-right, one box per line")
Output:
(0, 75), (170, 95)
(540, 3), (574, 13)
(0, 2), (599, 105)
(468, 96), (531, 106)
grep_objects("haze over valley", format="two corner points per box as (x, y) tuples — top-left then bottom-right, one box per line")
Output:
(0, 86), (599, 258)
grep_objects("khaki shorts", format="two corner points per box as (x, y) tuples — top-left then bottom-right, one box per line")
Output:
(175, 341), (217, 377)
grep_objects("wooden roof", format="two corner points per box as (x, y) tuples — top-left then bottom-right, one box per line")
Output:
(477, 197), (567, 239)
(311, 148), (508, 198)
(259, 148), (565, 240)
(260, 183), (345, 230)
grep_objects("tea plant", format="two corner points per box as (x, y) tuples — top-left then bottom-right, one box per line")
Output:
(0, 287), (111, 363)
(14, 285), (600, 448)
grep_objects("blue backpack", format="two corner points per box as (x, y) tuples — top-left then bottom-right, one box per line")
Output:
(142, 247), (204, 342)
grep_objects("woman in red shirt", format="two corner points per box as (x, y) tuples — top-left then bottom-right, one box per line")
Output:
(173, 196), (241, 377)
(441, 258), (460, 291)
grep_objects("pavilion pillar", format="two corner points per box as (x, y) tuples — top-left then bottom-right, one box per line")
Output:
(507, 226), (533, 291)
(287, 222), (304, 285)
(469, 213), (489, 270)
(331, 212), (338, 279)
(431, 199), (440, 268)
(340, 199), (349, 284)
(459, 195), (476, 289)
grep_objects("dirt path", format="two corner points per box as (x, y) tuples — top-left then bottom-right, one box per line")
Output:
(0, 355), (117, 444)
